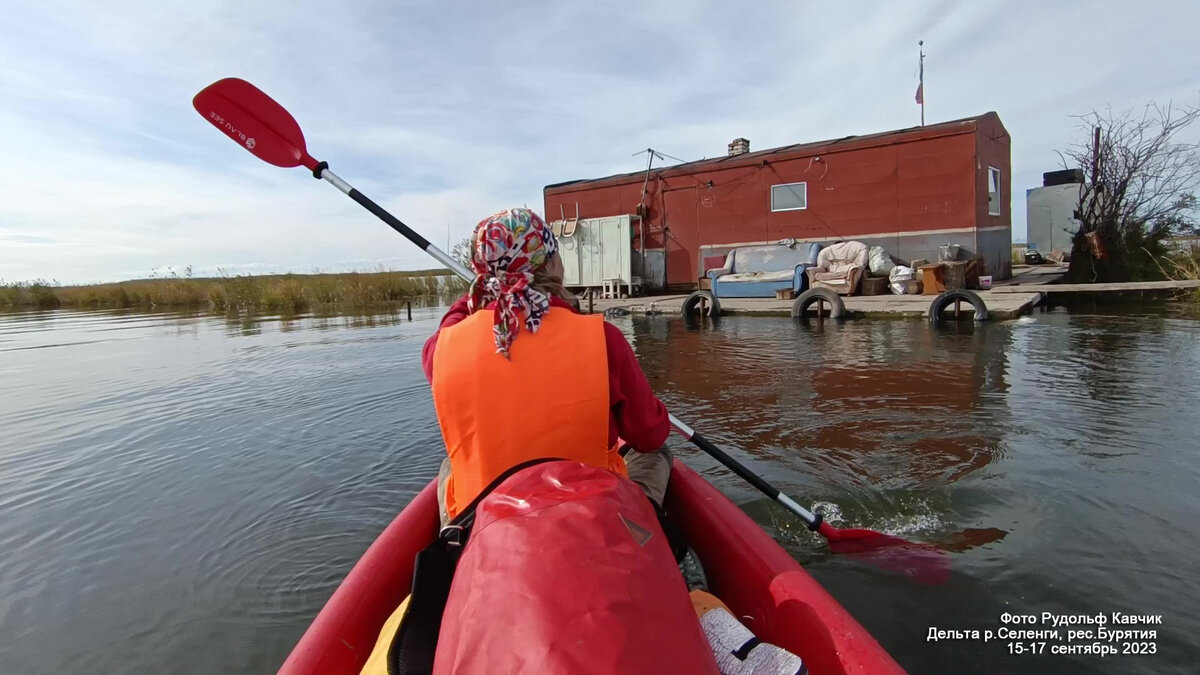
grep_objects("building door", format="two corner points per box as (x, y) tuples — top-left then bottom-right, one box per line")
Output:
(664, 187), (699, 288)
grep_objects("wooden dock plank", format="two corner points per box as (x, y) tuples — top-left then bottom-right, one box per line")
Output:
(991, 280), (1200, 293)
(581, 266), (1195, 320)
(588, 290), (1045, 320)
(994, 266), (1067, 287)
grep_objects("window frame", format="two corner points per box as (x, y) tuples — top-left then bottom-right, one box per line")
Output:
(987, 166), (1002, 216)
(770, 181), (808, 212)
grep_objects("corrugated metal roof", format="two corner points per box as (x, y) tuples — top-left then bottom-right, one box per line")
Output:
(545, 112), (999, 193)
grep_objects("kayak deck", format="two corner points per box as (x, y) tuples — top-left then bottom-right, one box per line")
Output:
(667, 462), (905, 674)
(279, 460), (905, 674)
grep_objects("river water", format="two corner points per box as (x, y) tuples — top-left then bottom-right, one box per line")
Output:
(1, 306), (1197, 674)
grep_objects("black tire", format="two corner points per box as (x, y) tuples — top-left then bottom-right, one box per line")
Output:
(791, 287), (845, 319)
(929, 289), (989, 323)
(681, 291), (720, 319)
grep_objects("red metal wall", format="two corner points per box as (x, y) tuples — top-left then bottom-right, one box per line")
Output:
(546, 115), (1009, 287)
(974, 113), (1012, 227)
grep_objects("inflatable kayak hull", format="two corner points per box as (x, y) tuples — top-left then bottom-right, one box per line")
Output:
(278, 461), (906, 674)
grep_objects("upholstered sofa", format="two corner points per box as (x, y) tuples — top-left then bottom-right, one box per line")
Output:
(805, 241), (870, 295)
(706, 243), (822, 298)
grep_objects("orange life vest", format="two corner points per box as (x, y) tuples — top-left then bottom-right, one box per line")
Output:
(432, 306), (625, 519)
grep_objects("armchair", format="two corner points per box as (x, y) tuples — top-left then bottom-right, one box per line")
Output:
(805, 241), (870, 295)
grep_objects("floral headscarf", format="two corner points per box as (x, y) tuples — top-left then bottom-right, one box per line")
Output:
(468, 208), (558, 357)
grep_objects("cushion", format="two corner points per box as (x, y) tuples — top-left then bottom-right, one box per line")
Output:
(719, 270), (795, 284)
(703, 255), (727, 273)
(729, 244), (820, 274)
(812, 271), (853, 286)
(816, 241), (869, 270)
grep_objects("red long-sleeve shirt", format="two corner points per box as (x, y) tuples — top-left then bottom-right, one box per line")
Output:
(422, 296), (669, 452)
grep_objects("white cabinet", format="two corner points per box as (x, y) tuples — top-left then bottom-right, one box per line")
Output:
(555, 215), (632, 293)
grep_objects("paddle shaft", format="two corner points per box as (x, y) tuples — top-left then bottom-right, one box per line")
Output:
(309, 164), (823, 532)
(314, 163), (472, 281)
(668, 414), (820, 529)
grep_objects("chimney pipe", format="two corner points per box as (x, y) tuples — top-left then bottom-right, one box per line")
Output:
(727, 138), (750, 157)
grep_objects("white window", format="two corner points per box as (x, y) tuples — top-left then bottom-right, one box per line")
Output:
(770, 182), (807, 212)
(988, 167), (1001, 216)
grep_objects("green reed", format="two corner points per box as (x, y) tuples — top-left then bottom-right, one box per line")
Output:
(1, 269), (462, 312)
(1160, 249), (1200, 303)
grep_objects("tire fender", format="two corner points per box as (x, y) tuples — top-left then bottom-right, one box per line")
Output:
(681, 291), (721, 319)
(791, 287), (846, 319)
(928, 289), (989, 323)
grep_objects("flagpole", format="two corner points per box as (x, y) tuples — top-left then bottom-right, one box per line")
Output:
(918, 41), (925, 126)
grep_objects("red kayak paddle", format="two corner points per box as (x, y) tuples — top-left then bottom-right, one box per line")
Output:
(192, 77), (951, 585)
(672, 418), (949, 584)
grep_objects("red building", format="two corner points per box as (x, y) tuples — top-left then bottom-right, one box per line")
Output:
(544, 113), (1011, 292)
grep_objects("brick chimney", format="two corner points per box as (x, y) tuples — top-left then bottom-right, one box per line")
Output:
(727, 138), (750, 156)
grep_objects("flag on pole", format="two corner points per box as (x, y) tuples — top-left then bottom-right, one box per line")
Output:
(916, 40), (925, 125)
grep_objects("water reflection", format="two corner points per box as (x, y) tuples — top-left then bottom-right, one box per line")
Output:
(212, 308), (420, 337)
(628, 317), (1012, 491)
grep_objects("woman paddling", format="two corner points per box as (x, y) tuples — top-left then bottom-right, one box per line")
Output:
(373, 208), (808, 675)
(421, 207), (673, 525)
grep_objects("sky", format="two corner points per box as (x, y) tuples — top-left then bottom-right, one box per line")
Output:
(1, 0), (1198, 284)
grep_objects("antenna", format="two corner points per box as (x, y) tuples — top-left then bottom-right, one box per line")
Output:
(633, 148), (687, 165)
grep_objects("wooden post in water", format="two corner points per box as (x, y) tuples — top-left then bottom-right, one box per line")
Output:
(588, 292), (594, 315)
(406, 301), (412, 321)
(954, 299), (960, 319)
(816, 298), (824, 328)
(700, 295), (708, 321)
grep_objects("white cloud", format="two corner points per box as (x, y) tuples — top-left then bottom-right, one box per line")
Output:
(2, 0), (1198, 283)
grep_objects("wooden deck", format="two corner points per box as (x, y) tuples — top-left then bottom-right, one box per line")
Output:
(992, 264), (1068, 287)
(584, 263), (1196, 321)
(588, 290), (1044, 320)
(991, 279), (1200, 293)
(587, 268), (1059, 321)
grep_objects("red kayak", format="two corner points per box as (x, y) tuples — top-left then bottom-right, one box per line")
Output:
(279, 461), (906, 674)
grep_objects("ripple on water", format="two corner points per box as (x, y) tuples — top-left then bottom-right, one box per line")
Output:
(0, 310), (445, 673)
(3, 308), (1200, 675)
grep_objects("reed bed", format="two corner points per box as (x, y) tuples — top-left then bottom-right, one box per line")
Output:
(1159, 249), (1200, 303)
(1, 270), (465, 312)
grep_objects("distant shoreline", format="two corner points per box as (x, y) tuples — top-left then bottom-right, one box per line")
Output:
(2, 269), (466, 312)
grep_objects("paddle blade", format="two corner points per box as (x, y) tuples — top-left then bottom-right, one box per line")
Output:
(192, 78), (317, 170)
(819, 523), (951, 585)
